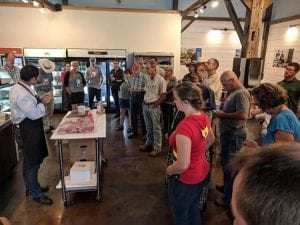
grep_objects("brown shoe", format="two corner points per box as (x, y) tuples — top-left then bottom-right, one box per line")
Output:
(149, 149), (161, 157)
(139, 145), (152, 152)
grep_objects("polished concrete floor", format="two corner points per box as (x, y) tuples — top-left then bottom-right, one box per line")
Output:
(0, 113), (234, 225)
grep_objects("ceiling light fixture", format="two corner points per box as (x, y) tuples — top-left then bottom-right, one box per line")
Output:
(211, 1), (219, 8)
(22, 0), (29, 3)
(40, 6), (46, 13)
(33, 1), (39, 7)
(194, 10), (199, 18)
(199, 5), (206, 13)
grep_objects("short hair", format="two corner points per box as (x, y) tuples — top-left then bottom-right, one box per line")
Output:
(287, 62), (299, 73)
(124, 68), (132, 74)
(150, 56), (158, 62)
(20, 65), (39, 81)
(113, 58), (120, 63)
(71, 61), (79, 66)
(251, 83), (287, 110)
(4, 52), (15, 58)
(174, 82), (202, 110)
(137, 56), (144, 60)
(211, 58), (219, 69)
(164, 65), (173, 72)
(230, 143), (300, 225)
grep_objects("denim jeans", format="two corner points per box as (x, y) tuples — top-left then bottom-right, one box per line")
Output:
(23, 160), (43, 198)
(88, 87), (101, 108)
(143, 104), (162, 149)
(111, 86), (120, 115)
(220, 131), (246, 204)
(130, 95), (146, 135)
(168, 176), (208, 225)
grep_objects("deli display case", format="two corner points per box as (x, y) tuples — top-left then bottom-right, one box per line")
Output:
(0, 83), (13, 112)
(23, 48), (68, 112)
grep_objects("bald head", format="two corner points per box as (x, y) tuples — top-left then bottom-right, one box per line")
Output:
(220, 70), (241, 91)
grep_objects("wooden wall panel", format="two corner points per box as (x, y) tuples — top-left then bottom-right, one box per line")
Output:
(262, 19), (300, 84)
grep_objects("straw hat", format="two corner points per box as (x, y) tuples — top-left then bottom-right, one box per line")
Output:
(38, 58), (55, 73)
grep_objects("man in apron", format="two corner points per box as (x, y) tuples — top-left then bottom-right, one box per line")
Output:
(9, 65), (53, 205)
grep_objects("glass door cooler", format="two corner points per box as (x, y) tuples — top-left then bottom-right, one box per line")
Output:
(23, 48), (68, 112)
(67, 49), (126, 111)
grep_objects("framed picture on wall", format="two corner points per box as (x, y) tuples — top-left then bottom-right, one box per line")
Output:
(180, 48), (202, 65)
(272, 49), (294, 68)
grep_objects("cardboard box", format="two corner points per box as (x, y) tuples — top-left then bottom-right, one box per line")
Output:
(68, 139), (96, 162)
(70, 161), (95, 181)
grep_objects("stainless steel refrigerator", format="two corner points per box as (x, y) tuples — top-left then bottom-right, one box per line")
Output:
(67, 48), (126, 112)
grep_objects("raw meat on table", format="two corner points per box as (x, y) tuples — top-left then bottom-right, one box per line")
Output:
(57, 115), (94, 134)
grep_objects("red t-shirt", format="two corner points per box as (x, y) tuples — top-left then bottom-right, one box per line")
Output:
(169, 113), (210, 184)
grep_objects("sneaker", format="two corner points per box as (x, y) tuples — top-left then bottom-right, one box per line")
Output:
(33, 195), (53, 205)
(116, 125), (123, 131)
(149, 149), (161, 157)
(127, 127), (133, 133)
(139, 145), (152, 152)
(216, 184), (225, 193)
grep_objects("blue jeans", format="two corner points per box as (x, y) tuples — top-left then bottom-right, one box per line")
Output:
(143, 104), (162, 149)
(220, 131), (246, 204)
(168, 176), (208, 225)
(23, 160), (43, 198)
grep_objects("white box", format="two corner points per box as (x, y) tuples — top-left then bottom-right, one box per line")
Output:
(70, 161), (95, 181)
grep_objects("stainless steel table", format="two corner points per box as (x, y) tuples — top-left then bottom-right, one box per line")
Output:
(50, 109), (106, 206)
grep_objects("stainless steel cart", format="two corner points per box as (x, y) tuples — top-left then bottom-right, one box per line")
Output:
(50, 109), (106, 206)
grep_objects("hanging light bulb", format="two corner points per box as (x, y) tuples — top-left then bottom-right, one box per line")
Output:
(40, 6), (46, 13)
(33, 1), (40, 7)
(22, 0), (29, 3)
(194, 10), (199, 18)
(199, 8), (204, 13)
(211, 1), (219, 8)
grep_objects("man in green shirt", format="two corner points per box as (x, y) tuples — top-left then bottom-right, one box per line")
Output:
(278, 62), (300, 118)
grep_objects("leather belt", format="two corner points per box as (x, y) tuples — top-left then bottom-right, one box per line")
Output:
(143, 101), (156, 105)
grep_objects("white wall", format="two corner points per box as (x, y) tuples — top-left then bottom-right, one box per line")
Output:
(180, 20), (241, 78)
(262, 18), (300, 83)
(0, 6), (181, 76)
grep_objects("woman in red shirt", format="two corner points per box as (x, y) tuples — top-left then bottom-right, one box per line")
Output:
(166, 82), (215, 225)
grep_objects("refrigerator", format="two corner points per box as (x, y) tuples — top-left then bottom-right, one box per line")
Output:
(67, 48), (127, 111)
(133, 52), (174, 66)
(23, 48), (68, 112)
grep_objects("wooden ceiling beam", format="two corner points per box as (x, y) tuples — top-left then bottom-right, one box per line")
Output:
(241, 0), (252, 10)
(181, 19), (197, 33)
(181, 0), (211, 18)
(224, 0), (244, 44)
(263, 0), (273, 10)
(245, 0), (265, 58)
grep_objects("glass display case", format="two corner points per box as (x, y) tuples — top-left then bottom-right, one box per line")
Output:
(0, 84), (13, 112)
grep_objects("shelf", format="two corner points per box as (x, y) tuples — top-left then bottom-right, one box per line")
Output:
(56, 174), (97, 191)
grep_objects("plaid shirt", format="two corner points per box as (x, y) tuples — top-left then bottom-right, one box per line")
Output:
(1, 64), (20, 83)
(128, 73), (146, 92)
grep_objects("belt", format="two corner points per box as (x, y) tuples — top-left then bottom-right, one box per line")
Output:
(143, 101), (156, 106)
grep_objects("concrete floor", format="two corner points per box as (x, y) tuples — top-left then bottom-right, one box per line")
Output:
(0, 113), (236, 225)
